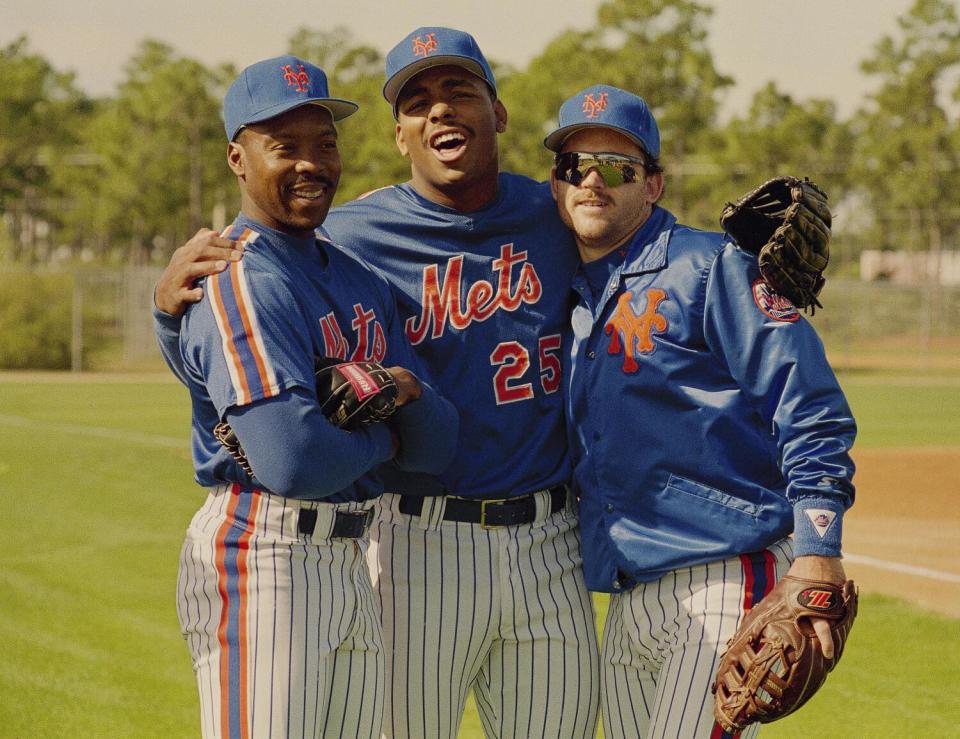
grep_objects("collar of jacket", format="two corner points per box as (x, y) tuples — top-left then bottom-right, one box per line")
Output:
(619, 205), (676, 277)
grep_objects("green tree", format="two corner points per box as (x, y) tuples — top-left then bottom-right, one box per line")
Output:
(285, 26), (408, 203)
(59, 41), (234, 263)
(851, 0), (960, 256)
(499, 0), (732, 224)
(0, 37), (89, 263)
(710, 83), (854, 234)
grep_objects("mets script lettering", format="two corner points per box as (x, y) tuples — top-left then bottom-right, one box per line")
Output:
(406, 243), (543, 345)
(605, 288), (668, 373)
(319, 303), (387, 362)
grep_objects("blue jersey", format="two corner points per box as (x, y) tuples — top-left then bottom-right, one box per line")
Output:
(567, 206), (857, 593)
(324, 173), (579, 499)
(181, 214), (437, 503)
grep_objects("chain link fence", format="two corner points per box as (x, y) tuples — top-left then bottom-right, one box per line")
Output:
(0, 267), (957, 372)
(810, 279), (960, 371)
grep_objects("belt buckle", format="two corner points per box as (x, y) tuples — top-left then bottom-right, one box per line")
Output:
(479, 498), (508, 529)
(361, 507), (374, 531)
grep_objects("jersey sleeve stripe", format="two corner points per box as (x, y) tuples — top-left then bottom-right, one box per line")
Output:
(231, 257), (279, 396)
(208, 239), (279, 406)
(209, 270), (253, 406)
(222, 223), (250, 241)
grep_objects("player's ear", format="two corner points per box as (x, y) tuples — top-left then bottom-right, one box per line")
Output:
(395, 122), (409, 157)
(493, 99), (507, 133)
(227, 141), (245, 178)
(549, 166), (560, 201)
(645, 171), (664, 203)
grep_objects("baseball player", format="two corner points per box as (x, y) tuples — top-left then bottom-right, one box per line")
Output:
(171, 55), (457, 739)
(544, 85), (857, 738)
(157, 28), (600, 739)
(153, 29), (837, 739)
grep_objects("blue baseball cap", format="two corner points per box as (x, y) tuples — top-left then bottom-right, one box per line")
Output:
(544, 85), (660, 158)
(223, 55), (358, 141)
(383, 27), (497, 110)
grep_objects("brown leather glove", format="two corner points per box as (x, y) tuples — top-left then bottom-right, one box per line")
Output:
(713, 575), (858, 732)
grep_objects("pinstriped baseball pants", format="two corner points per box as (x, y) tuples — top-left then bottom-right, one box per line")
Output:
(600, 538), (794, 739)
(176, 485), (384, 739)
(368, 492), (601, 739)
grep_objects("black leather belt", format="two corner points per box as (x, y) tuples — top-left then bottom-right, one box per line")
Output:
(298, 508), (374, 539)
(398, 485), (567, 528)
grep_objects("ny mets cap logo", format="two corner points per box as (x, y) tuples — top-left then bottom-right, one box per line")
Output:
(412, 33), (439, 57)
(282, 64), (310, 93)
(582, 92), (609, 119)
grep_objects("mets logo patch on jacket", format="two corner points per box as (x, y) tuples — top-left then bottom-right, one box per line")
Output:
(752, 279), (799, 322)
(604, 288), (669, 373)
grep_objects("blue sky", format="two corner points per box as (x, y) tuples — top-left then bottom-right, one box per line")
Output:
(2, 0), (916, 119)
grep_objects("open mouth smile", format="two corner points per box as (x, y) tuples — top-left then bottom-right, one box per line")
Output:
(287, 179), (333, 201)
(429, 130), (468, 161)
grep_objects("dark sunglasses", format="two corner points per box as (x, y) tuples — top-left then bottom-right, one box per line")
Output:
(555, 151), (649, 188)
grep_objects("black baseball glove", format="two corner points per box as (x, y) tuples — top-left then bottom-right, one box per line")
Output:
(212, 359), (400, 475)
(720, 176), (831, 312)
(314, 357), (399, 430)
(213, 420), (254, 478)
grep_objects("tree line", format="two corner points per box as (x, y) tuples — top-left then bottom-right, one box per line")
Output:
(3, 0), (960, 268)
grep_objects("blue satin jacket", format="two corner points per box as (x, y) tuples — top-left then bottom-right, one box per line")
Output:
(566, 206), (856, 593)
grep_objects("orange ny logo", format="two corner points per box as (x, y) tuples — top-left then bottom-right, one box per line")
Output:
(282, 64), (310, 93)
(604, 289), (668, 373)
(412, 33), (439, 57)
(582, 92), (609, 119)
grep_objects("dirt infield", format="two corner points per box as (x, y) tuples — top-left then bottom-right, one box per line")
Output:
(844, 447), (960, 618)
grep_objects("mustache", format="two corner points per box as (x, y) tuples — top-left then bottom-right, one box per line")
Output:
(288, 175), (336, 189)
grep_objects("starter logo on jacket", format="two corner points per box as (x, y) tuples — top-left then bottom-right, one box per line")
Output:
(405, 243), (543, 344)
(319, 303), (387, 363)
(605, 288), (668, 372)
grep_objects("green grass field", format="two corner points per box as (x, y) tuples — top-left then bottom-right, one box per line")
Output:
(0, 373), (957, 737)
